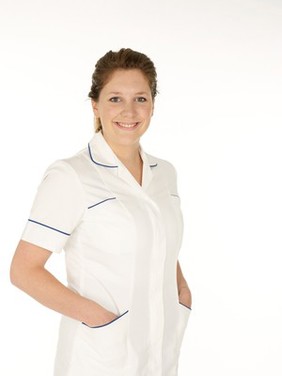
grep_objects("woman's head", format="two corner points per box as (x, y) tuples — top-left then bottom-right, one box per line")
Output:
(88, 48), (158, 133)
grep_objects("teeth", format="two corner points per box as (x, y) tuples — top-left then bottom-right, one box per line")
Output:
(116, 122), (138, 128)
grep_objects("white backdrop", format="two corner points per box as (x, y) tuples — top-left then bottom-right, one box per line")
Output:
(1, 0), (282, 375)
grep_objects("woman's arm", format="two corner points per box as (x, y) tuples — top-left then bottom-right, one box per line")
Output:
(10, 240), (117, 326)
(177, 260), (192, 309)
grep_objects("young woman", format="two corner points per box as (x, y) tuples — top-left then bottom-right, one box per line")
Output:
(10, 48), (192, 376)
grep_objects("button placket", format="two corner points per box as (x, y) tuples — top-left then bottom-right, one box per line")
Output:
(143, 199), (167, 375)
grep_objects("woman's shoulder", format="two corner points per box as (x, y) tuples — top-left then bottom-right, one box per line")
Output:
(38, 144), (91, 188)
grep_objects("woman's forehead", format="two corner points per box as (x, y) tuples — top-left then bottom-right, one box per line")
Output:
(102, 70), (151, 93)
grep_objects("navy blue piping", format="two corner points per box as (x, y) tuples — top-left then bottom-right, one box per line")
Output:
(88, 143), (118, 168)
(88, 197), (117, 209)
(179, 302), (192, 310)
(88, 143), (157, 169)
(82, 309), (129, 328)
(28, 219), (71, 236)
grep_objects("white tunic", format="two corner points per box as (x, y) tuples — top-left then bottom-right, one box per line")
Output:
(21, 131), (191, 376)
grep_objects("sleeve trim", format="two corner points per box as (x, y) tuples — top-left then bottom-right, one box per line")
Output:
(28, 219), (71, 236)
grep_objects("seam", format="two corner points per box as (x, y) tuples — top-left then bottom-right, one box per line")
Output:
(54, 160), (89, 223)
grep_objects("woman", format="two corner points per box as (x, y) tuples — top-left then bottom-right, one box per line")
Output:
(10, 48), (192, 376)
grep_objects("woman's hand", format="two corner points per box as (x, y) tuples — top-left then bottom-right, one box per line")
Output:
(177, 260), (192, 309)
(83, 308), (118, 328)
(179, 286), (192, 309)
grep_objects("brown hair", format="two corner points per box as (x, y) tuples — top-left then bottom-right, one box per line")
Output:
(88, 48), (158, 132)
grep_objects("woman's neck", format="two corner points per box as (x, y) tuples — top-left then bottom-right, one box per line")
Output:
(104, 137), (141, 166)
(102, 135), (143, 185)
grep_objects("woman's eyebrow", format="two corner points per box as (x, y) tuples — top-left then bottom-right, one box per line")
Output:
(107, 91), (149, 95)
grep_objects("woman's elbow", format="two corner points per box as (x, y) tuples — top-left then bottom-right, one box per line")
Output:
(10, 244), (32, 289)
(10, 255), (25, 288)
(10, 240), (52, 290)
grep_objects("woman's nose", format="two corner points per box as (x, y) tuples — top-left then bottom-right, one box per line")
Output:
(121, 101), (136, 117)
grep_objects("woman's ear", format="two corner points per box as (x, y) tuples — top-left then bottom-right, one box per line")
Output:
(91, 100), (99, 117)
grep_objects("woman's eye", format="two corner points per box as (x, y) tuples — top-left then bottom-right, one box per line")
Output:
(109, 97), (121, 103)
(136, 97), (147, 102)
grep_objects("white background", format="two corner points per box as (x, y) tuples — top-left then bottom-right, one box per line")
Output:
(1, 0), (282, 375)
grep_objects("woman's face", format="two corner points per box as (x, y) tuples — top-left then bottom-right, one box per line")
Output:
(92, 69), (154, 150)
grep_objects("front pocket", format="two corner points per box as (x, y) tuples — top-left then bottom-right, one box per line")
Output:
(176, 302), (191, 353)
(178, 302), (191, 327)
(78, 309), (129, 367)
(82, 309), (129, 329)
(179, 302), (192, 311)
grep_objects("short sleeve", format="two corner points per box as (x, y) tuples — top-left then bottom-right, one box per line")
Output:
(21, 160), (86, 253)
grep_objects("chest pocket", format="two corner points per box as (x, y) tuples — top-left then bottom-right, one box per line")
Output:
(82, 196), (136, 255)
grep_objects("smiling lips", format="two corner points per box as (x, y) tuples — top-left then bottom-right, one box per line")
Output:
(115, 122), (139, 130)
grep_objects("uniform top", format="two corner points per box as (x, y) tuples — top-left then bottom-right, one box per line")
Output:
(21, 130), (189, 375)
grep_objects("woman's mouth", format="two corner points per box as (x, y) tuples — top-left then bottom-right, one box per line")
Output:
(114, 122), (139, 130)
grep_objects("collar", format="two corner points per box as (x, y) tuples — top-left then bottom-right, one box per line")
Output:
(88, 131), (120, 168)
(87, 131), (158, 190)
